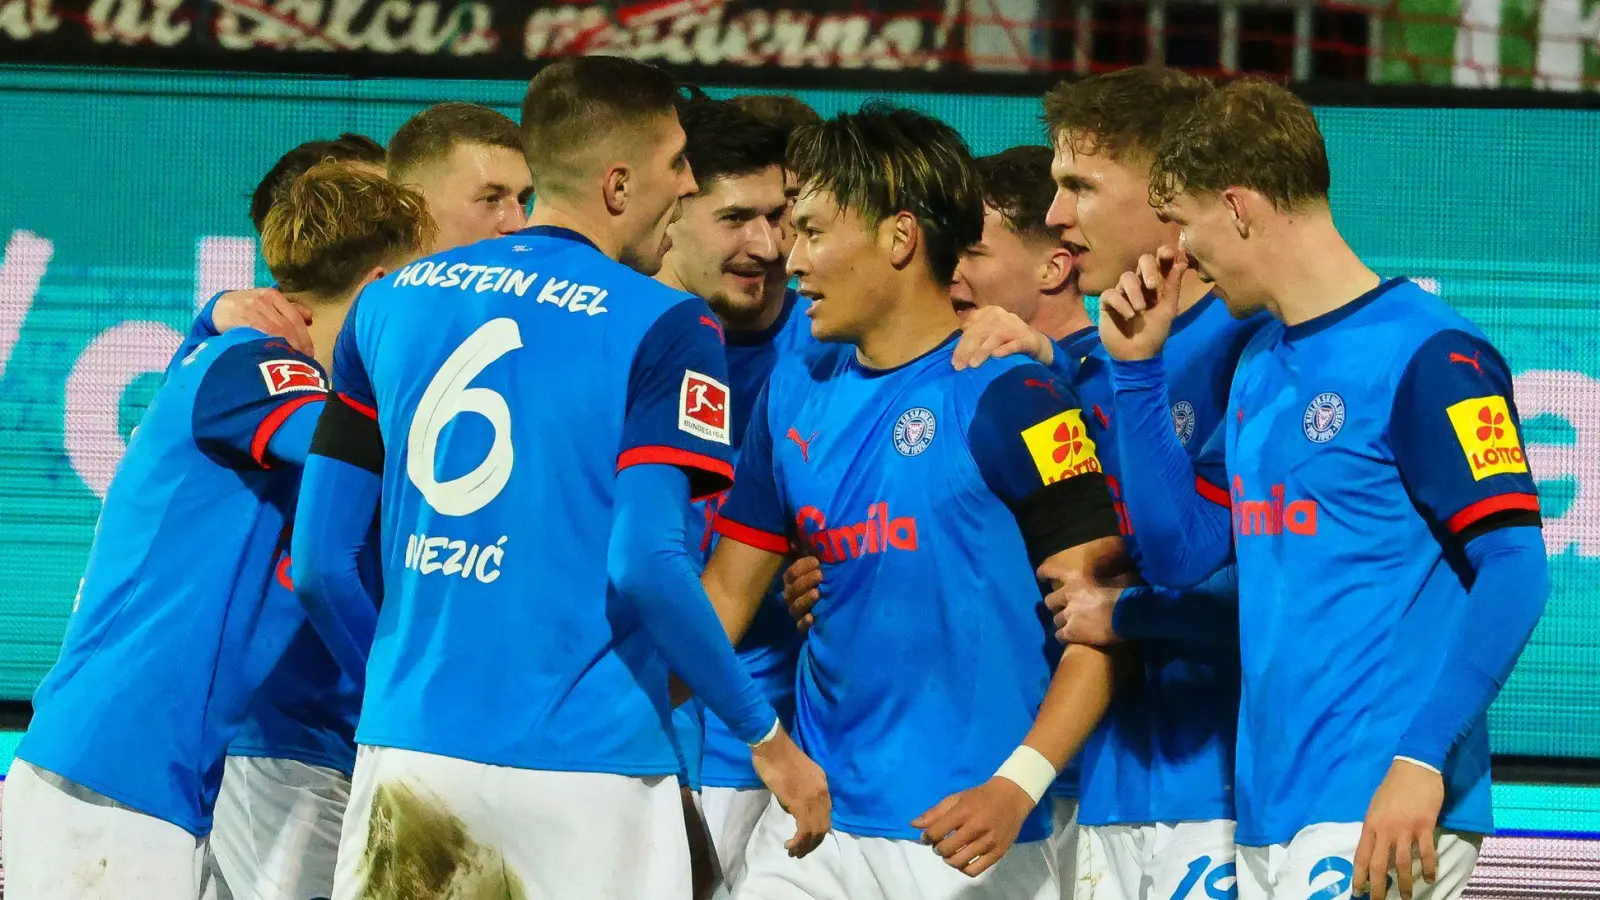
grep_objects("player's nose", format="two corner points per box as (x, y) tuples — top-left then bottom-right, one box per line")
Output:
(1046, 187), (1075, 230)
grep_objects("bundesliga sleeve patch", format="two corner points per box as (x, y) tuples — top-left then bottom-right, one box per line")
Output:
(1446, 395), (1529, 481)
(679, 370), (731, 445)
(1021, 409), (1103, 485)
(259, 359), (328, 396)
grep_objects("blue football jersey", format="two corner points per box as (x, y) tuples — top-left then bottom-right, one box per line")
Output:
(334, 226), (736, 776)
(1070, 295), (1263, 827)
(695, 289), (813, 789)
(715, 333), (1119, 841)
(1222, 278), (1538, 845)
(19, 329), (328, 835)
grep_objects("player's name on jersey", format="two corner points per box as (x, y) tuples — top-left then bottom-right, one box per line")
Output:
(391, 260), (610, 316)
(403, 531), (506, 584)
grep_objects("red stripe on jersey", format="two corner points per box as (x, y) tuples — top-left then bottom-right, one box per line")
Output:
(1195, 476), (1231, 508)
(713, 515), (790, 555)
(1446, 493), (1541, 534)
(338, 392), (378, 420)
(276, 554), (295, 591)
(251, 394), (325, 468)
(616, 446), (735, 501)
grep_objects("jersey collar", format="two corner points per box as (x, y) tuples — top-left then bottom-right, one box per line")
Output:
(849, 329), (962, 378)
(514, 225), (600, 251)
(1170, 291), (1216, 337)
(1283, 277), (1406, 342)
(726, 288), (799, 348)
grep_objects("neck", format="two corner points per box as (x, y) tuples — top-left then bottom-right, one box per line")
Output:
(1030, 291), (1093, 343)
(727, 290), (788, 334)
(855, 281), (961, 370)
(525, 194), (622, 261)
(285, 289), (352, 373)
(1258, 214), (1379, 326)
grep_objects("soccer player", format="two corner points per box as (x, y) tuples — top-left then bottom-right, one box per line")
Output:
(289, 57), (830, 899)
(387, 101), (532, 250)
(1, 163), (432, 900)
(657, 93), (813, 897)
(1098, 79), (1549, 900)
(701, 104), (1127, 900)
(950, 69), (1264, 900)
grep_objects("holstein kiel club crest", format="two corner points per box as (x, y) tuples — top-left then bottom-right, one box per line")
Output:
(1303, 391), (1346, 443)
(893, 407), (937, 457)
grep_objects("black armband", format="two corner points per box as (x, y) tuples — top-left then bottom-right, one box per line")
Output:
(1457, 508), (1542, 545)
(309, 393), (384, 474)
(1012, 472), (1121, 569)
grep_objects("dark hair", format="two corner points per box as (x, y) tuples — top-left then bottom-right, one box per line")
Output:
(787, 102), (983, 285)
(261, 163), (434, 298)
(521, 57), (680, 189)
(976, 146), (1058, 243)
(727, 93), (822, 143)
(676, 93), (788, 185)
(249, 133), (386, 233)
(1042, 66), (1214, 164)
(387, 102), (522, 181)
(1149, 77), (1331, 211)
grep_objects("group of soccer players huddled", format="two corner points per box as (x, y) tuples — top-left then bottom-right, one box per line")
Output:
(1, 55), (1550, 900)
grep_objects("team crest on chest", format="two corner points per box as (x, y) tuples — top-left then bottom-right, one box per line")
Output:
(1302, 392), (1346, 443)
(892, 407), (937, 457)
(1171, 400), (1196, 445)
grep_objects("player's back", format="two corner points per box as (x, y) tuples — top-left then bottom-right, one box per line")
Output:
(348, 225), (726, 777)
(1226, 278), (1501, 844)
(19, 328), (317, 834)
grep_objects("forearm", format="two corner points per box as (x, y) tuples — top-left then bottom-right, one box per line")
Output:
(1397, 527), (1549, 769)
(1111, 564), (1239, 643)
(609, 465), (777, 744)
(291, 455), (381, 680)
(1110, 356), (1232, 586)
(1022, 643), (1115, 774)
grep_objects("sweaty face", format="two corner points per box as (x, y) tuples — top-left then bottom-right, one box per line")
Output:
(1045, 141), (1175, 296)
(664, 167), (787, 328)
(409, 142), (532, 251)
(951, 206), (1047, 324)
(618, 115), (698, 277)
(787, 186), (893, 344)
(1163, 193), (1264, 316)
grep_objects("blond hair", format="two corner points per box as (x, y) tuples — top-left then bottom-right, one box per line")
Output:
(261, 162), (436, 298)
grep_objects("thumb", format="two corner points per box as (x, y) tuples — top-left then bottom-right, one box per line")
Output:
(911, 793), (961, 830)
(291, 302), (315, 323)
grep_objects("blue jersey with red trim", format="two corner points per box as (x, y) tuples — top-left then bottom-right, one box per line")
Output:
(332, 226), (735, 776)
(1220, 278), (1537, 844)
(19, 328), (326, 835)
(715, 334), (1117, 841)
(1070, 295), (1262, 826)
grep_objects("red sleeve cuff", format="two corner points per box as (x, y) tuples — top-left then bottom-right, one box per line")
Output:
(616, 445), (734, 502)
(712, 515), (790, 555)
(250, 394), (325, 468)
(1446, 492), (1541, 534)
(1195, 475), (1231, 508)
(337, 392), (377, 420)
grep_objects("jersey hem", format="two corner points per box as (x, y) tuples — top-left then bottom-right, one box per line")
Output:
(616, 446), (734, 501)
(13, 753), (212, 838)
(1234, 812), (1493, 848)
(712, 515), (789, 555)
(226, 747), (356, 777)
(1445, 492), (1541, 533)
(832, 813), (1050, 844)
(351, 735), (682, 779)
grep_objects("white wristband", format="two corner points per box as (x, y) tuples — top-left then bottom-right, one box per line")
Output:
(994, 745), (1057, 805)
(750, 718), (780, 749)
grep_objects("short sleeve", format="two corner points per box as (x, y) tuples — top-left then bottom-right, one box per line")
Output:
(967, 365), (1120, 564)
(1390, 329), (1541, 540)
(618, 298), (736, 501)
(331, 307), (376, 415)
(711, 382), (789, 555)
(191, 337), (328, 470)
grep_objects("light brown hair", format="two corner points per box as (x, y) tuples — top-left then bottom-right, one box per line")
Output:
(1042, 67), (1214, 165)
(387, 102), (522, 181)
(727, 93), (822, 142)
(261, 163), (436, 298)
(1148, 77), (1332, 210)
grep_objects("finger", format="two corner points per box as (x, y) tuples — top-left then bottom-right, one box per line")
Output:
(1395, 831), (1414, 900)
(790, 590), (819, 616)
(933, 821), (983, 860)
(1353, 827), (1376, 896)
(1136, 253), (1160, 291)
(784, 557), (820, 586)
(1118, 271), (1149, 312)
(961, 841), (1002, 877)
(912, 794), (961, 835)
(1365, 834), (1393, 900)
(1098, 288), (1136, 322)
(1419, 828), (1438, 885)
(797, 613), (814, 634)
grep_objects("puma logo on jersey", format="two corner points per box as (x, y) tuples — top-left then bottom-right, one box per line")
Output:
(1448, 351), (1483, 375)
(786, 428), (819, 462)
(1023, 378), (1061, 401)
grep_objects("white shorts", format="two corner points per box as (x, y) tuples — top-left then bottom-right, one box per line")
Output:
(1047, 797), (1083, 898)
(211, 756), (349, 900)
(1083, 820), (1236, 900)
(703, 785), (772, 897)
(331, 745), (689, 900)
(1237, 822), (1481, 900)
(1, 758), (230, 900)
(735, 795), (1059, 900)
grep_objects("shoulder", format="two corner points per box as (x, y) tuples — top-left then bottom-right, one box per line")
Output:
(960, 356), (1081, 423)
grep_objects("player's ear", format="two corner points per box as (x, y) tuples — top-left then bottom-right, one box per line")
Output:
(1038, 247), (1074, 293)
(1220, 188), (1251, 238)
(603, 164), (629, 215)
(885, 211), (918, 271)
(359, 266), (389, 288)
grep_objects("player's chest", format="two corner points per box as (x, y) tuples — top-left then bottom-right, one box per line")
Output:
(1228, 343), (1394, 481)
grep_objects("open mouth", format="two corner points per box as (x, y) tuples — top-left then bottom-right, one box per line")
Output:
(951, 297), (977, 313)
(1061, 240), (1088, 257)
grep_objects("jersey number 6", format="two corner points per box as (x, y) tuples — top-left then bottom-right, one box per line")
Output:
(406, 317), (523, 517)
